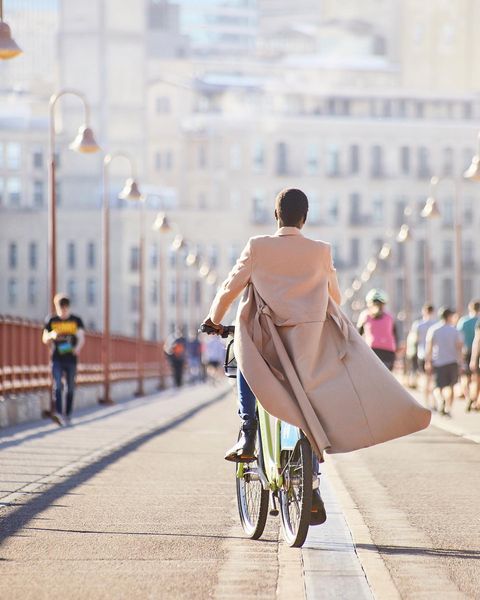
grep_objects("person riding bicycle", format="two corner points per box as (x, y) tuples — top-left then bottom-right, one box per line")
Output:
(202, 189), (341, 522)
(357, 289), (398, 371)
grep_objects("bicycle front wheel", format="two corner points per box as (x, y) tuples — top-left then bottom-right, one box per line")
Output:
(279, 437), (312, 547)
(236, 432), (269, 539)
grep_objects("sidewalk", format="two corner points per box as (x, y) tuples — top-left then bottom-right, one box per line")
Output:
(408, 383), (480, 444)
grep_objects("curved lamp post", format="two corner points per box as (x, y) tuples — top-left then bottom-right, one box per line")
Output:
(171, 234), (187, 331)
(49, 90), (100, 310)
(121, 174), (144, 396)
(152, 212), (172, 389)
(0, 0), (22, 59)
(397, 222), (413, 327)
(101, 153), (140, 404)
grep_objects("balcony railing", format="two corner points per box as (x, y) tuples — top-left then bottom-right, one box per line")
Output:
(0, 315), (168, 397)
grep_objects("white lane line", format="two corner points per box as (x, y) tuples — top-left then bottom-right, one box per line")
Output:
(302, 471), (375, 600)
(430, 413), (480, 444)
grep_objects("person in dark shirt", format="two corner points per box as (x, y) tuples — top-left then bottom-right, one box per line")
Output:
(42, 294), (85, 426)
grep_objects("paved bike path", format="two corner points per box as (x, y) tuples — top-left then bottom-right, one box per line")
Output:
(0, 384), (376, 599)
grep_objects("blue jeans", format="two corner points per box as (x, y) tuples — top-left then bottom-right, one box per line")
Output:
(237, 371), (257, 423)
(52, 360), (77, 416)
(237, 370), (319, 475)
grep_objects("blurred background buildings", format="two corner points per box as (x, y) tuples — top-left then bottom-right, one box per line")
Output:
(1, 0), (480, 337)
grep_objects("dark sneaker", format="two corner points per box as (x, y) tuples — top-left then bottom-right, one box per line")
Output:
(224, 421), (257, 462)
(310, 488), (327, 525)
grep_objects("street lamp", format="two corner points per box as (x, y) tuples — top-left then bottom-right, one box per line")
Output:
(464, 133), (480, 181)
(171, 234), (187, 331)
(100, 152), (140, 404)
(421, 177), (441, 303)
(121, 175), (144, 396)
(48, 90), (100, 310)
(152, 212), (172, 389)
(0, 0), (22, 59)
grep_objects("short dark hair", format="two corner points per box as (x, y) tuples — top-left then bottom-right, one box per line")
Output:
(423, 304), (434, 314)
(54, 293), (70, 308)
(468, 299), (480, 312)
(275, 188), (308, 226)
(439, 307), (454, 321)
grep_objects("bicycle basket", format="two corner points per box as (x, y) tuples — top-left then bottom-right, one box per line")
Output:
(224, 339), (237, 378)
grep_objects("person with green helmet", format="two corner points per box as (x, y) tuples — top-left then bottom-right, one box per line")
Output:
(357, 289), (398, 371)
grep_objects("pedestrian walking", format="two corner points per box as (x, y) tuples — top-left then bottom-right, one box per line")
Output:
(204, 335), (225, 384)
(457, 299), (480, 411)
(357, 289), (397, 371)
(425, 307), (463, 416)
(409, 304), (437, 408)
(42, 294), (85, 426)
(165, 330), (187, 387)
(468, 318), (480, 411)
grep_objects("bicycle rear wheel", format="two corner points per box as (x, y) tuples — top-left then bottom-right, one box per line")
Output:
(279, 437), (312, 547)
(236, 430), (269, 539)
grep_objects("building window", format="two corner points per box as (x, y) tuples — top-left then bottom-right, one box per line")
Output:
(370, 145), (384, 178)
(252, 141), (265, 173)
(183, 280), (189, 306)
(194, 280), (202, 305)
(417, 147), (431, 179)
(28, 278), (37, 305)
(150, 321), (158, 341)
(130, 285), (139, 312)
(155, 151), (162, 171)
(33, 149), (43, 169)
(372, 197), (384, 225)
(165, 150), (173, 170)
(7, 178), (21, 206)
(400, 146), (410, 175)
(209, 244), (219, 268)
(306, 143), (319, 175)
(0, 178), (4, 206)
(442, 240), (453, 268)
(6, 143), (21, 170)
(326, 145), (340, 177)
(349, 193), (362, 225)
(151, 280), (158, 305)
(156, 96), (171, 113)
(441, 147), (454, 177)
(149, 244), (158, 268)
(86, 279), (96, 306)
(326, 196), (339, 224)
(67, 241), (76, 269)
(350, 239), (360, 267)
(67, 279), (77, 304)
(229, 244), (239, 267)
(442, 278), (453, 307)
(87, 242), (96, 268)
(252, 190), (268, 224)
(442, 199), (454, 227)
(130, 246), (140, 271)
(349, 145), (360, 174)
(8, 278), (17, 306)
(169, 278), (176, 305)
(276, 142), (288, 175)
(33, 180), (44, 207)
(8, 242), (17, 269)
(29, 242), (37, 269)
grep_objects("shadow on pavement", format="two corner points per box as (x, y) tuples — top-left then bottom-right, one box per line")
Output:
(0, 390), (227, 546)
(357, 543), (480, 560)
(23, 526), (278, 543)
(0, 389), (177, 452)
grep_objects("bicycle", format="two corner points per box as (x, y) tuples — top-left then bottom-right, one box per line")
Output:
(200, 323), (319, 547)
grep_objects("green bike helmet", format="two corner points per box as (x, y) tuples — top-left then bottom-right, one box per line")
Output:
(365, 288), (388, 305)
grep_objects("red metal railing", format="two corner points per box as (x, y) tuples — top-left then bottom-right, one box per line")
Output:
(0, 315), (169, 396)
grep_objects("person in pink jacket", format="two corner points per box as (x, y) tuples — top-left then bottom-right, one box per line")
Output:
(357, 289), (398, 371)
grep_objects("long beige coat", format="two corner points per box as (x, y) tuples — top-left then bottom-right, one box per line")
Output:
(208, 227), (431, 458)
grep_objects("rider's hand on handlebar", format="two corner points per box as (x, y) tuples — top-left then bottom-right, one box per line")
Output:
(201, 318), (224, 336)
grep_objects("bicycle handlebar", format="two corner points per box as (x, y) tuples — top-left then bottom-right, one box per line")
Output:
(199, 324), (235, 338)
